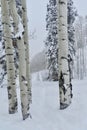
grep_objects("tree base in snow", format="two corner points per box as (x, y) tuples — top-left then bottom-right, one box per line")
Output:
(60, 102), (71, 110)
(23, 113), (32, 120)
(9, 102), (18, 114)
(23, 113), (30, 120)
(9, 109), (18, 114)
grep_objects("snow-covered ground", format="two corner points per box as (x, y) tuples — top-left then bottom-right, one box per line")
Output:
(0, 77), (87, 130)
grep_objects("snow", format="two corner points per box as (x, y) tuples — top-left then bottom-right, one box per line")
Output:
(15, 20), (24, 39)
(32, 70), (49, 81)
(0, 76), (87, 130)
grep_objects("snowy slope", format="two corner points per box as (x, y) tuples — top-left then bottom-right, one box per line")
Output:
(0, 78), (87, 130)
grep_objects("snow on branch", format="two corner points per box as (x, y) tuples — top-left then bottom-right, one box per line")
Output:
(14, 20), (24, 39)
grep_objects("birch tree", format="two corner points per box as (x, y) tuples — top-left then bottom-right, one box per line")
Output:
(9, 0), (29, 120)
(1, 0), (18, 113)
(0, 17), (7, 87)
(58, 0), (72, 109)
(45, 0), (77, 81)
(75, 16), (85, 79)
(21, 0), (32, 107)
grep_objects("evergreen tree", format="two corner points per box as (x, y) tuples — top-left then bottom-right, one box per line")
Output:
(45, 0), (58, 81)
(67, 0), (77, 79)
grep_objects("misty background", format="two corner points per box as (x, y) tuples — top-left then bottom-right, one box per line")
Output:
(26, 0), (87, 59)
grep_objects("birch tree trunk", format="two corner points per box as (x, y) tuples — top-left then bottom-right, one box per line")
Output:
(17, 37), (29, 120)
(58, 0), (72, 109)
(80, 48), (83, 79)
(21, 0), (32, 107)
(77, 50), (80, 79)
(1, 0), (18, 114)
(9, 0), (29, 120)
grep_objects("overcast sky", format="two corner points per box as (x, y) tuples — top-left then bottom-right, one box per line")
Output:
(26, 0), (48, 59)
(26, 0), (87, 59)
(73, 0), (87, 16)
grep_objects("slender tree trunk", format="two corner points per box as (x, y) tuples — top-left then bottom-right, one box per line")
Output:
(58, 0), (72, 109)
(82, 46), (85, 77)
(21, 0), (32, 107)
(80, 24), (84, 79)
(17, 37), (29, 120)
(1, 0), (18, 114)
(84, 45), (87, 77)
(77, 50), (80, 79)
(79, 48), (83, 79)
(9, 0), (29, 120)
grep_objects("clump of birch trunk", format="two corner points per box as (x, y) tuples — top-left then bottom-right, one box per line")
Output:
(1, 0), (31, 120)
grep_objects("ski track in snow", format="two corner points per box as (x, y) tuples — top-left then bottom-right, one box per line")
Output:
(0, 79), (87, 130)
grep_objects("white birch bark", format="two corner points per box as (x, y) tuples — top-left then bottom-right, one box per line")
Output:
(21, 0), (32, 107)
(1, 0), (18, 113)
(58, 0), (72, 109)
(17, 37), (29, 120)
(77, 50), (80, 79)
(9, 0), (29, 120)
